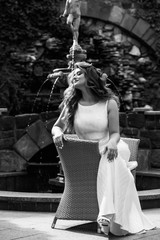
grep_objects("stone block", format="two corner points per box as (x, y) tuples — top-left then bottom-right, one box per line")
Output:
(108, 6), (125, 25)
(0, 116), (15, 131)
(140, 130), (160, 149)
(15, 113), (40, 129)
(27, 120), (52, 149)
(119, 112), (127, 128)
(151, 39), (158, 51)
(40, 111), (59, 121)
(0, 150), (27, 172)
(145, 114), (156, 129)
(15, 129), (26, 140)
(122, 128), (139, 138)
(132, 18), (150, 38)
(146, 36), (157, 47)
(120, 13), (137, 31)
(0, 138), (15, 150)
(151, 141), (160, 149)
(0, 177), (6, 190)
(6, 176), (15, 191)
(98, 2), (112, 21)
(45, 118), (57, 132)
(145, 120), (156, 130)
(85, 1), (101, 19)
(13, 134), (39, 161)
(139, 138), (151, 149)
(150, 149), (160, 168)
(137, 149), (151, 171)
(142, 28), (155, 42)
(128, 113), (145, 128)
(83, 0), (112, 20)
(156, 114), (160, 129)
(0, 130), (14, 139)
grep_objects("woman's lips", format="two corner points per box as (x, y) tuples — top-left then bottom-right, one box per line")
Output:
(73, 79), (79, 83)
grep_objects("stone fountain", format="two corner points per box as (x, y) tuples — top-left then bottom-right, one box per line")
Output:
(47, 0), (88, 191)
(48, 0), (87, 89)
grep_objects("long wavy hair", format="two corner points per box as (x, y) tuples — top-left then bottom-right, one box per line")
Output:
(60, 62), (119, 133)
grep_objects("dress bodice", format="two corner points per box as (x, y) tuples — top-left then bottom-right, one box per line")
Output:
(74, 101), (109, 141)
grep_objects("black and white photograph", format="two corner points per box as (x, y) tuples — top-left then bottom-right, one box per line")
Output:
(0, 0), (160, 239)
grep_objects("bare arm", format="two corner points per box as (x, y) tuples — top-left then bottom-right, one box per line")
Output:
(51, 108), (66, 148)
(104, 99), (120, 161)
(108, 99), (120, 144)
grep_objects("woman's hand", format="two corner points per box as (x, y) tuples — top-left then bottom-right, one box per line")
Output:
(53, 133), (64, 149)
(103, 141), (118, 162)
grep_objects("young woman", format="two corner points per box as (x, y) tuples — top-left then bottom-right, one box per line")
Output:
(51, 61), (155, 236)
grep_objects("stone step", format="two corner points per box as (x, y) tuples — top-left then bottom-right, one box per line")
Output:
(138, 189), (160, 209)
(136, 169), (160, 190)
(0, 189), (160, 212)
(0, 169), (58, 192)
(0, 172), (34, 192)
(0, 191), (61, 212)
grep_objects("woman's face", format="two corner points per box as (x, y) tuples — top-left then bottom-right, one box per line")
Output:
(71, 68), (87, 90)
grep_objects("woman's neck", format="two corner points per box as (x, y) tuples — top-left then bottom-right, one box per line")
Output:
(80, 90), (98, 105)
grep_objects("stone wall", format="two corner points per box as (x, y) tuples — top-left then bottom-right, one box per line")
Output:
(120, 110), (160, 170)
(0, 110), (160, 172)
(0, 111), (59, 172)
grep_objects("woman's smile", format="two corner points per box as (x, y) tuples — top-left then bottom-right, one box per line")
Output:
(71, 68), (86, 88)
(73, 78), (79, 84)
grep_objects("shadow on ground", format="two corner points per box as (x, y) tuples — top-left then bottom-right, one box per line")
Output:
(66, 222), (160, 240)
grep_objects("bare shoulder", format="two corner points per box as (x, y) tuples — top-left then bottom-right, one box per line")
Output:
(108, 99), (118, 111)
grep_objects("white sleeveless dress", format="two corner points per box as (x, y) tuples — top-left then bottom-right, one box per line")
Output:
(74, 101), (155, 236)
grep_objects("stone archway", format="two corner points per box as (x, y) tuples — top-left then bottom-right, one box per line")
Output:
(80, 3), (158, 52)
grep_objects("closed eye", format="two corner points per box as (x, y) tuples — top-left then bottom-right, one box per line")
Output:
(75, 70), (83, 76)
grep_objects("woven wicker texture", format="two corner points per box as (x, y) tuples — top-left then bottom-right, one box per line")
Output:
(53, 135), (140, 226)
(122, 137), (140, 162)
(55, 135), (100, 221)
(121, 137), (140, 178)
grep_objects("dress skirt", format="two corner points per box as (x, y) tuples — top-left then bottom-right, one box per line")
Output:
(97, 138), (155, 236)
